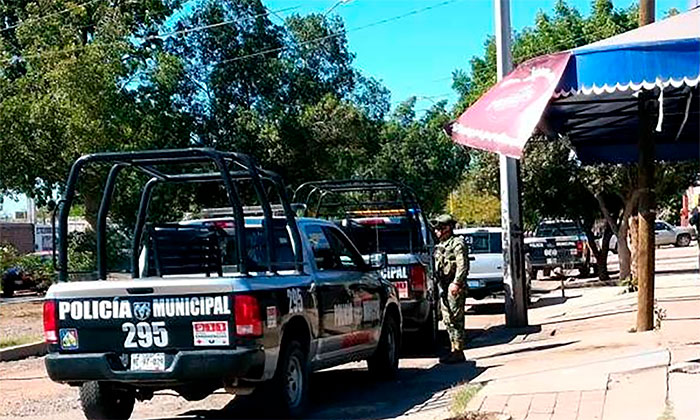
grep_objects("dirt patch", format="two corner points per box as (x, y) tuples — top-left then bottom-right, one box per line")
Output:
(0, 302), (43, 345)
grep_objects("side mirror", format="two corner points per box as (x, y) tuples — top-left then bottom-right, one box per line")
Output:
(368, 252), (388, 269)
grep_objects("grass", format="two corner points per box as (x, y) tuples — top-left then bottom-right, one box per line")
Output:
(658, 402), (676, 420)
(0, 334), (38, 349)
(450, 383), (484, 416)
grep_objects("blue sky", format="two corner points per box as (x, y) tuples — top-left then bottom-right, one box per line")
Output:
(266, 0), (690, 114)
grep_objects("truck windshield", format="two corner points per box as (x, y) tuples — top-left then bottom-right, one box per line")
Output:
(465, 232), (502, 254)
(536, 222), (581, 237)
(341, 218), (422, 255)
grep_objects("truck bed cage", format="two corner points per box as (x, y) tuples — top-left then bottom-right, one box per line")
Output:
(292, 179), (421, 219)
(56, 148), (304, 282)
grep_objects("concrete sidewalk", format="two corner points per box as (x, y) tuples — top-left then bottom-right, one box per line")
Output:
(458, 270), (700, 420)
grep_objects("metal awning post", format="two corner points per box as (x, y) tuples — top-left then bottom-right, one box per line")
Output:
(495, 0), (528, 327)
(636, 91), (656, 331)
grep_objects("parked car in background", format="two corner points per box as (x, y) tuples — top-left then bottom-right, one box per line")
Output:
(524, 220), (592, 279)
(655, 220), (695, 247)
(454, 227), (504, 300)
(601, 220), (696, 253)
(1, 250), (53, 298)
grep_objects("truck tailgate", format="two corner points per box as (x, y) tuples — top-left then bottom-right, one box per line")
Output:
(47, 278), (234, 354)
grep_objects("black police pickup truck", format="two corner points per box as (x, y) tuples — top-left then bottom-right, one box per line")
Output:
(293, 180), (438, 348)
(43, 149), (401, 419)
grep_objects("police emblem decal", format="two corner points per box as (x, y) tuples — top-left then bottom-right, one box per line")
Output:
(133, 302), (151, 321)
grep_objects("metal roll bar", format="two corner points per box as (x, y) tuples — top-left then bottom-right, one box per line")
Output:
(57, 148), (303, 282)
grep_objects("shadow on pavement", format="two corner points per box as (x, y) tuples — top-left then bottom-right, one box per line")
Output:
(467, 325), (542, 350)
(528, 294), (581, 309)
(180, 362), (486, 420)
(473, 340), (579, 360)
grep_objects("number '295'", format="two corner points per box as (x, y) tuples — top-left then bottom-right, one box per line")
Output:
(122, 321), (169, 348)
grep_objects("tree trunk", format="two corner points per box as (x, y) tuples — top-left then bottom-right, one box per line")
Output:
(597, 225), (612, 280)
(617, 191), (640, 281)
(629, 215), (639, 282)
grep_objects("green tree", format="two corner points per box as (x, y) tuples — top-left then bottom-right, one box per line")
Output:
(368, 99), (470, 215)
(0, 0), (192, 228)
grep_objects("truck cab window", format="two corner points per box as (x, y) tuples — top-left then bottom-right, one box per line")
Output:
(304, 225), (363, 271)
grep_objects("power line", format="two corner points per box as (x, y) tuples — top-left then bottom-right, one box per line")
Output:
(213, 0), (462, 66)
(0, 4), (300, 64)
(0, 0), (105, 33)
(154, 5), (300, 40)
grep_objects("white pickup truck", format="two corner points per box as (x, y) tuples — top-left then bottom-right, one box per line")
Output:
(454, 227), (504, 300)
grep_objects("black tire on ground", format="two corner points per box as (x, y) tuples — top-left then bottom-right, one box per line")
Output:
(368, 314), (400, 380)
(542, 268), (551, 278)
(676, 234), (691, 247)
(416, 303), (438, 351)
(270, 339), (309, 418)
(79, 381), (135, 420)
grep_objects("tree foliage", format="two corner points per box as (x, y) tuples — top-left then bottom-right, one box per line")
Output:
(0, 0), (469, 235)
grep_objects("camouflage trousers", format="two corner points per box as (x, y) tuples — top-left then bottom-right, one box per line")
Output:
(441, 290), (466, 351)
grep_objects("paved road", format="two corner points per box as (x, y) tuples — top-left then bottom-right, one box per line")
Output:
(1, 245), (695, 420)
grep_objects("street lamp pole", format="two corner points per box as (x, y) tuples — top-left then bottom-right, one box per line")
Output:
(495, 0), (528, 327)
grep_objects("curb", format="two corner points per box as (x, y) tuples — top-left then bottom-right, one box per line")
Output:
(0, 341), (47, 362)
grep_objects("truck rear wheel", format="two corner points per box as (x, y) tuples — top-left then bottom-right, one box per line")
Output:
(270, 339), (309, 418)
(79, 381), (135, 420)
(416, 303), (438, 352)
(368, 314), (400, 380)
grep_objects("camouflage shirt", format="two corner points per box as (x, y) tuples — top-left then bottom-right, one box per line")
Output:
(435, 234), (469, 287)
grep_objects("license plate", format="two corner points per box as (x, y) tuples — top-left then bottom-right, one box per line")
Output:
(395, 281), (409, 299)
(467, 280), (481, 289)
(130, 353), (165, 371)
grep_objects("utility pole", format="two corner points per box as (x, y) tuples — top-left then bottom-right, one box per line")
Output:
(636, 0), (656, 332)
(495, 0), (528, 327)
(639, 0), (655, 25)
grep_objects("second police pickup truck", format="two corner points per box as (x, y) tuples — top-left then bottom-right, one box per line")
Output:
(293, 180), (439, 348)
(43, 149), (401, 420)
(524, 219), (592, 279)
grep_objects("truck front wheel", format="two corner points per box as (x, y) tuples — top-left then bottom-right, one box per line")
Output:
(79, 381), (135, 420)
(368, 314), (400, 380)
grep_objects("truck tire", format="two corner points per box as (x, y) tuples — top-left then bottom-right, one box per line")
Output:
(270, 339), (309, 418)
(368, 314), (400, 380)
(417, 303), (438, 352)
(676, 234), (691, 247)
(79, 381), (135, 420)
(578, 264), (591, 278)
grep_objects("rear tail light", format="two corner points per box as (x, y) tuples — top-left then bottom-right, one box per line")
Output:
(43, 300), (58, 344)
(234, 295), (262, 337)
(576, 240), (584, 256)
(410, 265), (426, 293)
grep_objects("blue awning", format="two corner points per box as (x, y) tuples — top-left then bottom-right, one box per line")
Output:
(543, 8), (700, 164)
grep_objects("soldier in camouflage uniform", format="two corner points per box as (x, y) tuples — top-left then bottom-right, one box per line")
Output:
(433, 214), (469, 364)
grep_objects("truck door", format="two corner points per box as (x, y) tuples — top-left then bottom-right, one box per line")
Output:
(322, 226), (382, 350)
(302, 224), (361, 359)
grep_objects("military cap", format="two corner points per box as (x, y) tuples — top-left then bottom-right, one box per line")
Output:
(432, 214), (457, 227)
